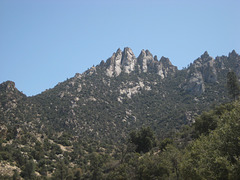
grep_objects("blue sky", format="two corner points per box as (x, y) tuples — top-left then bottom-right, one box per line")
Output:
(1, 0), (239, 96)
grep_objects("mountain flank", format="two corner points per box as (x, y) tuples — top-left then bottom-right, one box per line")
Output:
(1, 48), (239, 142)
(0, 48), (240, 179)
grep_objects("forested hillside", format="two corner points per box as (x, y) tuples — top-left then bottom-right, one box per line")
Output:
(0, 49), (240, 179)
(1, 99), (240, 179)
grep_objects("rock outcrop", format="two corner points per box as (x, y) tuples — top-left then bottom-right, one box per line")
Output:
(137, 49), (154, 73)
(106, 48), (123, 77)
(228, 50), (240, 76)
(157, 56), (178, 78)
(122, 47), (137, 74)
(0, 81), (17, 93)
(0, 81), (26, 110)
(184, 51), (219, 95)
(105, 47), (177, 78)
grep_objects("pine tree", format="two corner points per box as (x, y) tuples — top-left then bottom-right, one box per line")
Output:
(227, 71), (240, 100)
(129, 126), (156, 153)
(21, 159), (36, 180)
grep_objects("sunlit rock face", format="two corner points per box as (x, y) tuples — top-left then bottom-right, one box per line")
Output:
(105, 47), (177, 78)
(184, 51), (218, 95)
(137, 49), (154, 73)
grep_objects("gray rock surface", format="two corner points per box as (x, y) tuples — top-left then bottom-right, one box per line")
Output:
(184, 51), (218, 95)
(105, 47), (177, 78)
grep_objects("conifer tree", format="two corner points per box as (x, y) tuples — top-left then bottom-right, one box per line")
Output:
(227, 71), (240, 100)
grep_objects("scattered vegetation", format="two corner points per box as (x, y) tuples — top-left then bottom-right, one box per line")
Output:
(1, 98), (240, 179)
(0, 51), (240, 179)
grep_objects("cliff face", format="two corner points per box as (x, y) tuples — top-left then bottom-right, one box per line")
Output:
(182, 50), (240, 95)
(103, 48), (240, 96)
(183, 51), (217, 95)
(104, 47), (177, 78)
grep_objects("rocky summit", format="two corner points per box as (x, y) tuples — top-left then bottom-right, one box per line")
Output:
(105, 47), (177, 78)
(0, 48), (240, 142)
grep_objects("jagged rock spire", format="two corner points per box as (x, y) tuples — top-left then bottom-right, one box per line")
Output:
(105, 47), (176, 78)
(0, 81), (26, 105)
(0, 81), (16, 93)
(137, 49), (154, 73)
(157, 56), (177, 78)
(201, 51), (209, 59)
(185, 51), (217, 95)
(229, 50), (238, 58)
(116, 48), (122, 54)
(159, 56), (173, 66)
(122, 47), (136, 74)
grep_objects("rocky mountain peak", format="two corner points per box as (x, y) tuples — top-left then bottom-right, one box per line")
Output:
(156, 56), (177, 79)
(121, 47), (136, 74)
(138, 49), (153, 57)
(192, 51), (214, 68)
(145, 49), (152, 56)
(138, 49), (153, 59)
(1, 49), (240, 179)
(229, 50), (238, 58)
(137, 49), (154, 73)
(116, 48), (122, 55)
(159, 56), (173, 66)
(105, 47), (177, 77)
(0, 81), (26, 98)
(201, 51), (210, 59)
(0, 81), (16, 93)
(185, 51), (219, 95)
(122, 47), (135, 63)
(122, 47), (134, 56)
(0, 81), (26, 110)
(139, 49), (146, 58)
(110, 48), (123, 60)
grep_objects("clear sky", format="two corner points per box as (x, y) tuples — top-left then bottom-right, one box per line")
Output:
(1, 0), (239, 96)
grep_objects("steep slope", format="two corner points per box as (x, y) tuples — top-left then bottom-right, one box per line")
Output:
(0, 81), (27, 124)
(1, 48), (239, 143)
